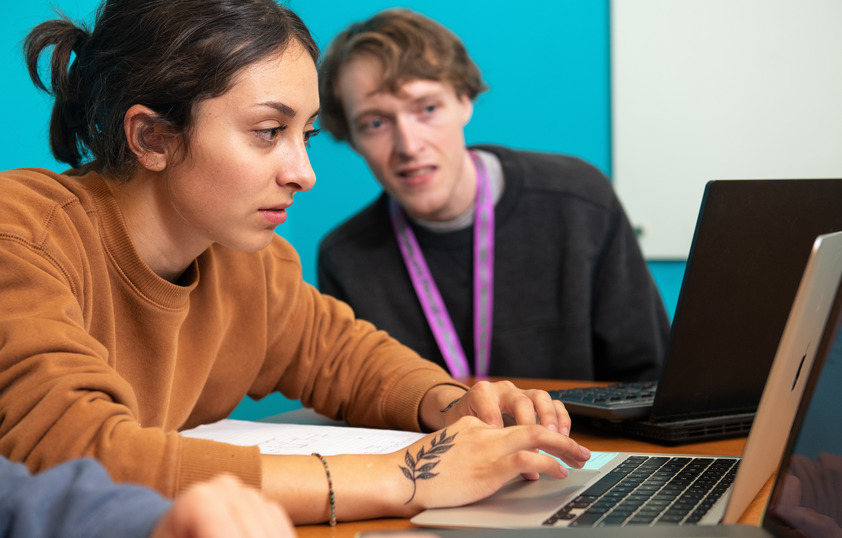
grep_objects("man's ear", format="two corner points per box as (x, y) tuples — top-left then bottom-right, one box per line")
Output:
(459, 95), (474, 127)
(124, 104), (172, 172)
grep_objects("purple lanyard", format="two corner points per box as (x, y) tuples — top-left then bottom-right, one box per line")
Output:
(389, 151), (494, 377)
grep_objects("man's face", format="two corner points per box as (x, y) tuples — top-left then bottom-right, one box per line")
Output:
(338, 56), (476, 222)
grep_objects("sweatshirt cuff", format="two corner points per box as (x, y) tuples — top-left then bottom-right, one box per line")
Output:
(382, 368), (469, 432)
(177, 437), (262, 494)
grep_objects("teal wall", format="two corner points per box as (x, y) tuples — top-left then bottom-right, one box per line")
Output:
(2, 1), (683, 421)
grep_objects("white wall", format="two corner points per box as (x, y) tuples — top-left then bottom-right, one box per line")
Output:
(612, 0), (842, 259)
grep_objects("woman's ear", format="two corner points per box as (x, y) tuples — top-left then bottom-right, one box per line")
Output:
(124, 104), (172, 172)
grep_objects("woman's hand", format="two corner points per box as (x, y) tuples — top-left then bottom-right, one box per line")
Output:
(419, 380), (571, 435)
(390, 415), (591, 515)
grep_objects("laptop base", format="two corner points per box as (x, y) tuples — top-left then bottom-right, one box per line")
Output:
(362, 526), (772, 538)
(586, 413), (755, 445)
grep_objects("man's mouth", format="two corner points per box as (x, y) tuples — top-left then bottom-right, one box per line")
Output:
(399, 166), (435, 179)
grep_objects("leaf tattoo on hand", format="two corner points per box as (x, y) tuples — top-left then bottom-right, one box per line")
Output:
(400, 429), (458, 504)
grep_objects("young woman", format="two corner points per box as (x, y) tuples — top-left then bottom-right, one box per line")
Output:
(0, 0), (590, 525)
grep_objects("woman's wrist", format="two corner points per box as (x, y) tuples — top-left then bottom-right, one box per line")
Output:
(326, 453), (422, 520)
(261, 452), (419, 524)
(418, 385), (469, 431)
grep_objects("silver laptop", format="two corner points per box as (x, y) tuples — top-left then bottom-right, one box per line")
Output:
(411, 231), (842, 530)
(553, 179), (842, 444)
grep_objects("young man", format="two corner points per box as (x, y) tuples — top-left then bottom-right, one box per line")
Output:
(317, 8), (670, 381)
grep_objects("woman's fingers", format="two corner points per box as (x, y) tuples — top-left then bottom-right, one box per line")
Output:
(455, 381), (571, 436)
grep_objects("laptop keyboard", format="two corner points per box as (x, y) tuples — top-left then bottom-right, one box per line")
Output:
(549, 381), (657, 420)
(543, 455), (739, 527)
(551, 381), (657, 407)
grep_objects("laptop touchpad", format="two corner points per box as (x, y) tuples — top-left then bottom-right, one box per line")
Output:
(411, 469), (598, 528)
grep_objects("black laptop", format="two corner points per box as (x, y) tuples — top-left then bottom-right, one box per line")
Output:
(552, 179), (842, 443)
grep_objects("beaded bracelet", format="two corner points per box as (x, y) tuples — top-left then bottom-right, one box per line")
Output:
(312, 452), (336, 526)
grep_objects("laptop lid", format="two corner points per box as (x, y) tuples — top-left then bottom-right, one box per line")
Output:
(760, 274), (842, 537)
(652, 179), (842, 423)
(720, 230), (842, 522)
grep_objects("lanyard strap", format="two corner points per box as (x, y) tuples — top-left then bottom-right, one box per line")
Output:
(388, 151), (494, 377)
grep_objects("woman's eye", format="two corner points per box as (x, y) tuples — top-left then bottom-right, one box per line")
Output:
(304, 128), (321, 147)
(256, 126), (286, 142)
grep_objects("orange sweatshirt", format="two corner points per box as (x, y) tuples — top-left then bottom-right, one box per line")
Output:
(0, 168), (462, 497)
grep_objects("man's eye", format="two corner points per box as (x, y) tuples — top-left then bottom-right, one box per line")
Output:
(367, 118), (384, 130)
(359, 117), (386, 133)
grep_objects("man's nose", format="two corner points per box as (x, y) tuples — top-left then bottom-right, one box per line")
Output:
(393, 117), (424, 157)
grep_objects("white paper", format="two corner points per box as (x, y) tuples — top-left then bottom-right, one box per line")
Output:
(182, 419), (614, 470)
(181, 418), (425, 455)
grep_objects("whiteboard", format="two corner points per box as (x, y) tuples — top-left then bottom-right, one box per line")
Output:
(612, 0), (842, 259)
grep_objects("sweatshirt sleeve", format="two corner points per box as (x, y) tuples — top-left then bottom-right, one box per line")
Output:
(0, 456), (170, 538)
(0, 232), (262, 497)
(252, 241), (468, 432)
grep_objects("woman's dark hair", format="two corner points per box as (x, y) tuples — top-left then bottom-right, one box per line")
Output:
(24, 0), (319, 179)
(319, 8), (486, 143)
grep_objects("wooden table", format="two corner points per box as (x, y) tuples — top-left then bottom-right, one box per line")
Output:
(289, 378), (772, 538)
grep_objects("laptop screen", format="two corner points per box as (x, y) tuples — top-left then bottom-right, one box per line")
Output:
(763, 285), (842, 537)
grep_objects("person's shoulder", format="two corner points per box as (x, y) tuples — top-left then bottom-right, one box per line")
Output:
(477, 145), (617, 207)
(318, 193), (391, 254)
(0, 168), (92, 236)
(2, 167), (78, 201)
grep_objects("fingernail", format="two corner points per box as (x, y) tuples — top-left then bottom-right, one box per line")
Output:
(580, 445), (591, 459)
(561, 426), (570, 436)
(559, 465), (569, 478)
(548, 424), (558, 433)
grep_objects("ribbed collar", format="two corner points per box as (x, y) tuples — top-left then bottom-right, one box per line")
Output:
(81, 172), (199, 310)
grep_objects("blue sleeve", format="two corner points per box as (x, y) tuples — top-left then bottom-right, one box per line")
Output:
(0, 456), (171, 538)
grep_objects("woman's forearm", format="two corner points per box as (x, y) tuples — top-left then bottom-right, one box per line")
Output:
(260, 452), (413, 524)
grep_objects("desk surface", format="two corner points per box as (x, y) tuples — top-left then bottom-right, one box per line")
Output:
(289, 378), (771, 538)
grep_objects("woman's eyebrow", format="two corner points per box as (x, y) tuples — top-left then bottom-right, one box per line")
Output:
(258, 101), (297, 117)
(258, 101), (319, 122)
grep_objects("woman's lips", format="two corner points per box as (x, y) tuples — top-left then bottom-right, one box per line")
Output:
(259, 207), (288, 225)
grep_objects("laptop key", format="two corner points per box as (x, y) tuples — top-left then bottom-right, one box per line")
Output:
(568, 511), (603, 527)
